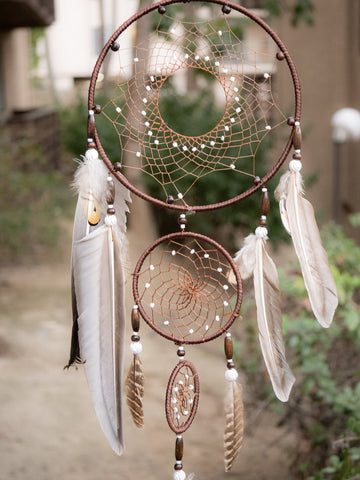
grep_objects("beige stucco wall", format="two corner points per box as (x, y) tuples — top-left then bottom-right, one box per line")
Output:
(274, 0), (360, 226)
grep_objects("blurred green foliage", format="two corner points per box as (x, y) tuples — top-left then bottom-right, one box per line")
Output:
(236, 220), (360, 479)
(0, 131), (73, 263)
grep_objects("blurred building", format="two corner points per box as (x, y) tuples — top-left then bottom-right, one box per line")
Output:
(274, 0), (360, 232)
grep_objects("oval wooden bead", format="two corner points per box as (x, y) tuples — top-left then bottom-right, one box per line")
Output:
(174, 463), (183, 471)
(293, 124), (302, 150)
(114, 162), (122, 172)
(87, 111), (95, 140)
(131, 334), (140, 342)
(293, 151), (302, 160)
(261, 189), (270, 216)
(107, 206), (115, 215)
(276, 51), (285, 61)
(175, 436), (183, 461)
(93, 104), (102, 114)
(107, 178), (115, 204)
(259, 217), (267, 227)
(158, 5), (166, 14)
(227, 360), (235, 369)
(224, 335), (233, 360)
(131, 307), (140, 332)
(167, 195), (174, 204)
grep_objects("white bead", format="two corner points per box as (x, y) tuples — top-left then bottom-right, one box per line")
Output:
(234, 87), (239, 92)
(130, 341), (142, 354)
(215, 315), (220, 321)
(265, 125), (272, 130)
(204, 56), (209, 61)
(173, 142), (178, 147)
(85, 148), (99, 161)
(150, 75), (155, 82)
(146, 85), (151, 91)
(223, 284), (229, 290)
(182, 145), (188, 151)
(235, 96), (240, 102)
(136, 152), (141, 157)
(217, 267), (222, 273)
(225, 126), (229, 131)
(230, 76), (235, 82)
(215, 61), (220, 67)
(255, 226), (268, 238)
(115, 106), (121, 113)
(236, 107), (241, 113)
(264, 72), (270, 79)
(195, 55), (199, 60)
(154, 139), (159, 145)
(294, 121), (300, 126)
(225, 368), (238, 381)
(141, 110), (146, 116)
(200, 144), (205, 149)
(218, 30), (222, 36)
(177, 193), (183, 199)
(134, 57), (139, 62)
(190, 249), (195, 254)
(105, 215), (117, 226)
(230, 164), (235, 169)
(210, 140), (215, 146)
(145, 121), (150, 127)
(148, 130), (153, 136)
(223, 300), (229, 306)
(289, 159), (302, 172)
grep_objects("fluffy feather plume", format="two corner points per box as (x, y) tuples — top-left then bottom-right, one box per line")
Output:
(275, 167), (338, 327)
(234, 230), (295, 402)
(224, 376), (244, 472)
(125, 354), (144, 428)
(66, 149), (131, 456)
(254, 233), (295, 402)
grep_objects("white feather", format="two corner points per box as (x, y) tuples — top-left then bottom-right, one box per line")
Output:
(254, 237), (295, 402)
(285, 171), (338, 327)
(73, 224), (125, 455)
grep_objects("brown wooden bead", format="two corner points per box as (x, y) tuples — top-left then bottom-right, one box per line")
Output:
(224, 334), (233, 360)
(222, 4), (231, 14)
(253, 176), (261, 185)
(93, 104), (102, 114)
(131, 307), (140, 332)
(174, 463), (183, 471)
(261, 189), (270, 216)
(107, 206), (115, 215)
(293, 151), (302, 160)
(131, 334), (140, 342)
(107, 177), (115, 204)
(167, 195), (174, 204)
(276, 51), (285, 61)
(175, 436), (183, 461)
(293, 124), (302, 150)
(110, 41), (120, 52)
(87, 111), (95, 140)
(114, 162), (122, 172)
(259, 217), (267, 227)
(227, 360), (235, 369)
(158, 5), (166, 14)
(287, 116), (295, 126)
(177, 347), (185, 357)
(87, 140), (96, 149)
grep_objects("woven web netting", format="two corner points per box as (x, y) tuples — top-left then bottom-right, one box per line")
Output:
(93, 5), (293, 209)
(133, 233), (242, 344)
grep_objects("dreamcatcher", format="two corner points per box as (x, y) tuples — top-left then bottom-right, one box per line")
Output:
(66, 1), (338, 478)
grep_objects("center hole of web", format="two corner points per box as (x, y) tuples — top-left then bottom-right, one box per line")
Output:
(157, 68), (226, 137)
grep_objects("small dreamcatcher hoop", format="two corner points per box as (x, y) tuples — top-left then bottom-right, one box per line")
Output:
(88, 0), (301, 212)
(133, 231), (242, 344)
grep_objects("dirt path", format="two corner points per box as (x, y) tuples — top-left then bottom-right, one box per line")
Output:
(0, 199), (296, 480)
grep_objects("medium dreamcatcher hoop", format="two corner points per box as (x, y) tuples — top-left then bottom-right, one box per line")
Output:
(66, 1), (337, 479)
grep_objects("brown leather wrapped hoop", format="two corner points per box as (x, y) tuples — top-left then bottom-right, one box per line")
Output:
(133, 232), (242, 344)
(88, 0), (301, 212)
(165, 360), (200, 434)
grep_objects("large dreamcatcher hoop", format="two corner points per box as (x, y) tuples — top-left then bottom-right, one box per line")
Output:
(66, 1), (337, 479)
(88, 0), (301, 212)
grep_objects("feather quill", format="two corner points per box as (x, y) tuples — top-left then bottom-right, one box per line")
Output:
(224, 378), (244, 472)
(66, 149), (130, 455)
(234, 230), (295, 402)
(275, 168), (338, 327)
(125, 354), (144, 428)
